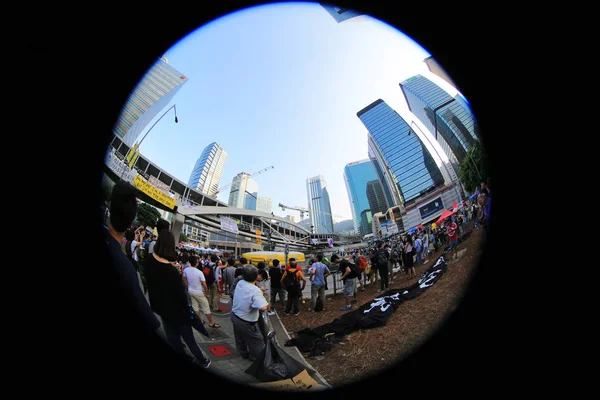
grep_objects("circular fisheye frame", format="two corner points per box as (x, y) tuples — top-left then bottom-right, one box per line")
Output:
(101, 1), (490, 391)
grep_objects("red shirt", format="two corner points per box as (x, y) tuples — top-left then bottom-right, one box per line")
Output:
(447, 222), (458, 241)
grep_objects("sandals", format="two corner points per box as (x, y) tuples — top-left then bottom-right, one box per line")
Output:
(209, 323), (221, 328)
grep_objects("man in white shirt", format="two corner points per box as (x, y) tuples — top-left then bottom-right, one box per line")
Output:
(183, 256), (221, 328)
(230, 265), (270, 361)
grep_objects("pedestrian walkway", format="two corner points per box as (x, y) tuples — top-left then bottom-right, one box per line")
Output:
(143, 281), (330, 387)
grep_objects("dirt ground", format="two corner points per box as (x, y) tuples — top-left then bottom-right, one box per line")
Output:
(276, 225), (484, 387)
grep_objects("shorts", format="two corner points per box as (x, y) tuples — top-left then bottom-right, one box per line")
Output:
(344, 278), (357, 297)
(448, 239), (458, 250)
(189, 291), (211, 315)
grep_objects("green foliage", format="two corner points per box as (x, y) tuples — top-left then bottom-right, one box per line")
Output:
(180, 232), (189, 243)
(136, 203), (161, 228)
(459, 140), (488, 193)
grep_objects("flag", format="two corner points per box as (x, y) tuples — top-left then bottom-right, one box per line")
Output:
(126, 142), (140, 168)
(327, 238), (334, 248)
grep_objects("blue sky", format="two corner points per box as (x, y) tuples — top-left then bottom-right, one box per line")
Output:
(132, 1), (461, 222)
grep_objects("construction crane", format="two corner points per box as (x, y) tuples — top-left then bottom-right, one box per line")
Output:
(278, 203), (343, 220)
(214, 165), (274, 196)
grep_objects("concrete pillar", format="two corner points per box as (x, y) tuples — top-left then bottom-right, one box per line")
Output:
(171, 213), (186, 243)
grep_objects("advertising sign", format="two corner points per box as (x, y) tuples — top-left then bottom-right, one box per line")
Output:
(419, 197), (444, 220)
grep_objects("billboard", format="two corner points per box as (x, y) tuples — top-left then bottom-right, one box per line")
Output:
(419, 197), (444, 219)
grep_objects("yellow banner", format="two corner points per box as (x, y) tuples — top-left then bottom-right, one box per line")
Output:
(256, 230), (262, 244)
(133, 175), (176, 209)
(128, 150), (140, 168)
(126, 142), (139, 163)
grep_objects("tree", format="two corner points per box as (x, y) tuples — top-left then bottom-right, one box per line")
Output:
(458, 139), (488, 193)
(136, 203), (161, 228)
(180, 232), (189, 243)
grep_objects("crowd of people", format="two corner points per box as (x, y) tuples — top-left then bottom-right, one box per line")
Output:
(104, 179), (491, 371)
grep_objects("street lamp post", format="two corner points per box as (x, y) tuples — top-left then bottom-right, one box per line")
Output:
(121, 104), (178, 180)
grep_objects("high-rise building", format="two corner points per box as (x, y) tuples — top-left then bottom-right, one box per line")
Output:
(400, 74), (479, 179)
(358, 99), (460, 229)
(366, 179), (388, 215)
(187, 142), (228, 197)
(306, 175), (334, 234)
(114, 57), (189, 146)
(256, 196), (272, 214)
(319, 3), (364, 23)
(360, 209), (373, 235)
(358, 99), (444, 207)
(228, 173), (259, 210)
(285, 215), (296, 223)
(343, 159), (379, 235)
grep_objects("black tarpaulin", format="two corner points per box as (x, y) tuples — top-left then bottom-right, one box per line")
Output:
(285, 256), (448, 357)
(245, 333), (310, 382)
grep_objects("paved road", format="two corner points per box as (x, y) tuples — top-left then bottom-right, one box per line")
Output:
(139, 275), (330, 387)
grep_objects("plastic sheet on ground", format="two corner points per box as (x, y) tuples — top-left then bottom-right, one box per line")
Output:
(284, 256), (449, 357)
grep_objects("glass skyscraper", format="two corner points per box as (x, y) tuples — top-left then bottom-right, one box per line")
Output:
(400, 75), (478, 179)
(360, 209), (373, 235)
(366, 179), (388, 215)
(357, 99), (445, 207)
(187, 142), (228, 197)
(228, 173), (259, 210)
(256, 196), (272, 214)
(306, 175), (334, 234)
(343, 159), (378, 235)
(114, 57), (189, 146)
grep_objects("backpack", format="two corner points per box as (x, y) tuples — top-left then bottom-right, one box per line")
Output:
(284, 269), (300, 291)
(376, 250), (388, 269)
(358, 256), (367, 271)
(347, 261), (361, 279)
(203, 262), (216, 286)
(414, 239), (422, 253)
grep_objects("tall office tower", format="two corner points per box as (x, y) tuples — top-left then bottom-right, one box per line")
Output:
(228, 173), (259, 210)
(187, 142), (228, 196)
(343, 159), (379, 235)
(319, 3), (364, 23)
(360, 209), (373, 235)
(114, 57), (189, 146)
(306, 175), (334, 234)
(358, 99), (444, 207)
(358, 99), (462, 228)
(285, 215), (296, 223)
(366, 179), (388, 215)
(256, 196), (272, 214)
(400, 74), (479, 179)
